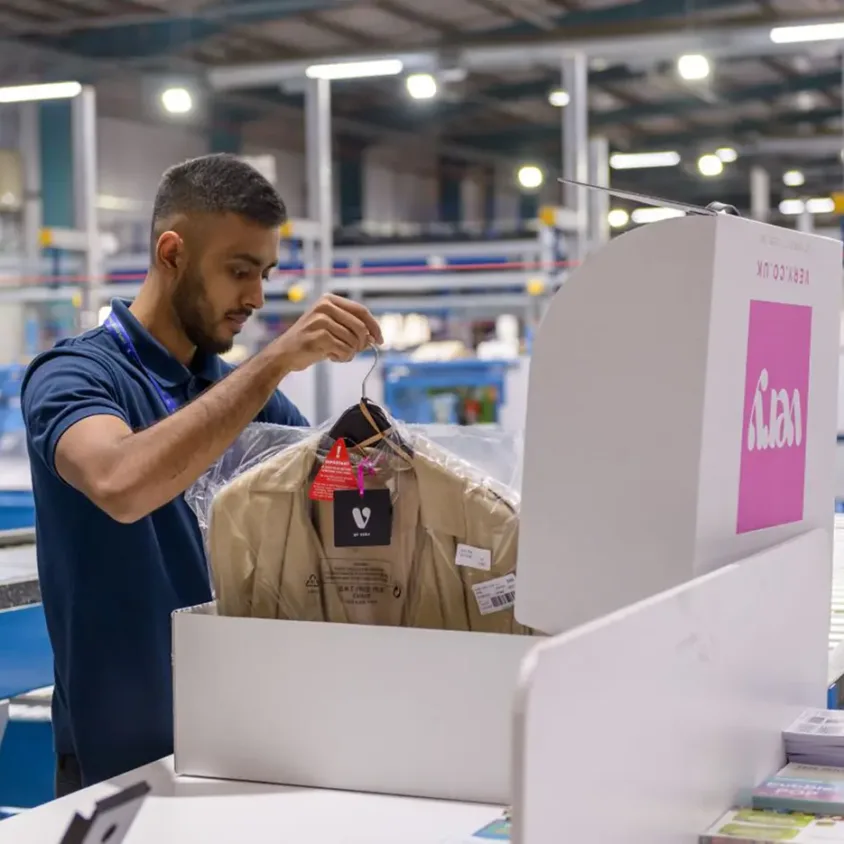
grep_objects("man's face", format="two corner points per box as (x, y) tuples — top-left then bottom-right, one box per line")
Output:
(170, 212), (280, 355)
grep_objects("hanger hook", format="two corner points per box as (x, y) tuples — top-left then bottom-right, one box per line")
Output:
(361, 343), (379, 399)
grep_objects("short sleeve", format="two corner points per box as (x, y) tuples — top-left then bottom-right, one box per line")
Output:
(260, 390), (309, 428)
(22, 351), (130, 476)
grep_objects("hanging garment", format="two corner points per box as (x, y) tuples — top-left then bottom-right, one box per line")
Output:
(206, 433), (532, 635)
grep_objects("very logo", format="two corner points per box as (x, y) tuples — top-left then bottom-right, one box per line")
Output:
(746, 368), (803, 452)
(736, 299), (812, 534)
(352, 507), (372, 530)
(334, 489), (392, 547)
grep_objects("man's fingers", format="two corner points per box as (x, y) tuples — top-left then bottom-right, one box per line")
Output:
(325, 295), (383, 345)
(322, 300), (370, 351)
(322, 323), (357, 362)
(320, 315), (359, 352)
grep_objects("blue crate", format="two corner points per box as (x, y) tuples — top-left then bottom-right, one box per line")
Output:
(0, 718), (54, 810)
(382, 359), (512, 424)
(0, 491), (34, 531)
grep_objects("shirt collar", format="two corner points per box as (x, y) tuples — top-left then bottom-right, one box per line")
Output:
(108, 298), (226, 388)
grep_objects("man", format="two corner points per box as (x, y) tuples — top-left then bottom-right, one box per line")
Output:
(22, 153), (383, 796)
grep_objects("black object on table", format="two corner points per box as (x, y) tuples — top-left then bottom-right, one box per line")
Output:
(59, 780), (150, 844)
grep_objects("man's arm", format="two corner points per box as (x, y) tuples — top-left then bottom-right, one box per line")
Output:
(50, 295), (381, 524)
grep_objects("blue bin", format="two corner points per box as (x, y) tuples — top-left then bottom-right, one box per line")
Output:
(0, 491), (34, 531)
(382, 359), (512, 424)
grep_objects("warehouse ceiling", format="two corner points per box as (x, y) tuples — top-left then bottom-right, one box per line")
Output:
(3, 0), (844, 211)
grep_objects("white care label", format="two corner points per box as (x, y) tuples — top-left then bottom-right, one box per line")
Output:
(472, 573), (517, 615)
(455, 543), (492, 572)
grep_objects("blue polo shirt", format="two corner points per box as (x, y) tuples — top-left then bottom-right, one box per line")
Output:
(22, 298), (307, 787)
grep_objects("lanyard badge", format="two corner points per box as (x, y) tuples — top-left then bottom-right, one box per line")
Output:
(104, 314), (179, 415)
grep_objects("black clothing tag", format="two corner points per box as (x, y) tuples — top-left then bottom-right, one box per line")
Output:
(333, 488), (392, 547)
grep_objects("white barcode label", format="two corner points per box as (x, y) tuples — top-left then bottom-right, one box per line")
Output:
(455, 543), (492, 572)
(472, 573), (517, 616)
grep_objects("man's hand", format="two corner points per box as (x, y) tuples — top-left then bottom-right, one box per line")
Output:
(271, 294), (384, 371)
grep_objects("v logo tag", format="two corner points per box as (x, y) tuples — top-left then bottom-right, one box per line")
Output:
(352, 507), (371, 529)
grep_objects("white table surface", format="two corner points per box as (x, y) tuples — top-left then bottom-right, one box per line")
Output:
(0, 757), (503, 843)
(828, 516), (844, 683)
(0, 542), (36, 588)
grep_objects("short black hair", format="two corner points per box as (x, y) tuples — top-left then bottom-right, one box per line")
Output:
(151, 153), (287, 248)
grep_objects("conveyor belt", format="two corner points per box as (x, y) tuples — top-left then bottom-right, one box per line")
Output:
(0, 607), (51, 701)
(0, 538), (37, 612)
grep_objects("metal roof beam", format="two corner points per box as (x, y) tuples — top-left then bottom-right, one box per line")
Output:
(451, 70), (844, 147)
(18, 0), (350, 59)
(208, 13), (844, 89)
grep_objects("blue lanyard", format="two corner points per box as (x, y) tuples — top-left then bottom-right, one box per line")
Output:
(104, 313), (179, 415)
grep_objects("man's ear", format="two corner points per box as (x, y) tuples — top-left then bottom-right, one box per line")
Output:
(155, 231), (184, 273)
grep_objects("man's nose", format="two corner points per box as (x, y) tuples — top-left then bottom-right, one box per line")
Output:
(243, 279), (265, 311)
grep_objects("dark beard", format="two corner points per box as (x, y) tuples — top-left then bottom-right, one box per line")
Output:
(171, 265), (233, 356)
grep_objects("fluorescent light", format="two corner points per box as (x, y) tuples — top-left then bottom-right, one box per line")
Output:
(807, 196), (835, 214)
(406, 73), (437, 100)
(779, 199), (805, 215)
(716, 147), (737, 163)
(517, 165), (544, 190)
(607, 208), (630, 229)
(770, 22), (844, 44)
(795, 90), (816, 111)
(780, 197), (834, 215)
(609, 151), (680, 170)
(548, 88), (570, 107)
(783, 169), (805, 187)
(678, 54), (710, 81)
(0, 81), (82, 103)
(161, 87), (193, 114)
(698, 153), (724, 177)
(631, 207), (685, 225)
(305, 59), (403, 80)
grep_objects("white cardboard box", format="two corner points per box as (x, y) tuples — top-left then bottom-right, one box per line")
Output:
(173, 213), (841, 804)
(518, 214), (842, 635)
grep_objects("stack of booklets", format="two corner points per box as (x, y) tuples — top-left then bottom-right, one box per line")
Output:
(751, 763), (844, 814)
(784, 709), (844, 767)
(701, 809), (844, 842)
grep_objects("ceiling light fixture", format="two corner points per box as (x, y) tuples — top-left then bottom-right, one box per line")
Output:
(517, 165), (544, 190)
(630, 207), (686, 225)
(677, 54), (711, 81)
(406, 73), (437, 100)
(770, 22), (844, 44)
(0, 81), (82, 103)
(779, 199), (805, 215)
(607, 208), (630, 228)
(698, 153), (724, 177)
(548, 88), (571, 107)
(783, 170), (806, 187)
(305, 59), (404, 80)
(161, 87), (193, 114)
(609, 151), (681, 170)
(806, 197), (835, 214)
(779, 197), (834, 215)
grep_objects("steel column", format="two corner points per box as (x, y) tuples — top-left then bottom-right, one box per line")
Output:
(797, 207), (814, 233)
(71, 86), (101, 330)
(750, 166), (770, 223)
(18, 104), (41, 281)
(305, 76), (333, 424)
(562, 53), (589, 262)
(587, 136), (610, 250)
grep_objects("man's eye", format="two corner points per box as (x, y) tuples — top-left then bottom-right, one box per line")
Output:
(232, 268), (250, 280)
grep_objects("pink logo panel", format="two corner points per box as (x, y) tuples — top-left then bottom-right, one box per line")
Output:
(737, 299), (812, 534)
